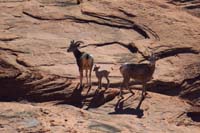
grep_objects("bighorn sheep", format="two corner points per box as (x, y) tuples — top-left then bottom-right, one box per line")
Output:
(93, 65), (110, 90)
(67, 40), (94, 87)
(119, 52), (157, 98)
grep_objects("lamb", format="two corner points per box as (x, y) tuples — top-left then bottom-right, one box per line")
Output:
(67, 40), (94, 87)
(119, 53), (157, 98)
(93, 65), (110, 90)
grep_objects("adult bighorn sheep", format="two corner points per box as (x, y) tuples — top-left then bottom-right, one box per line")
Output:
(119, 52), (157, 98)
(67, 40), (94, 87)
(93, 65), (110, 90)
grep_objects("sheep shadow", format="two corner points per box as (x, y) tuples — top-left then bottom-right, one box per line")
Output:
(55, 83), (109, 108)
(109, 95), (145, 118)
(55, 83), (85, 108)
(84, 87), (119, 110)
(84, 89), (107, 110)
(55, 81), (146, 114)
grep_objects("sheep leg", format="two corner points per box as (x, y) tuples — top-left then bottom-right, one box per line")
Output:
(89, 68), (92, 87)
(86, 67), (92, 96)
(127, 83), (135, 96)
(105, 76), (110, 89)
(97, 78), (101, 89)
(119, 78), (126, 99)
(142, 84), (151, 98)
(99, 78), (102, 89)
(79, 69), (83, 87)
(124, 78), (134, 96)
(142, 84), (147, 97)
(119, 85), (124, 99)
(85, 69), (88, 85)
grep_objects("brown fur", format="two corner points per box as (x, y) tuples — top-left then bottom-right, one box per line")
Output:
(93, 65), (110, 90)
(67, 40), (94, 87)
(119, 54), (156, 98)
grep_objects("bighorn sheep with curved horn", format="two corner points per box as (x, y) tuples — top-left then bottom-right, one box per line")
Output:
(67, 40), (94, 88)
(119, 47), (158, 99)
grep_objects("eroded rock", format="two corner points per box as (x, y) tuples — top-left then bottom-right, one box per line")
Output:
(0, 0), (200, 132)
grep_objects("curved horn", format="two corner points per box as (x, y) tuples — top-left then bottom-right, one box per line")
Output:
(75, 41), (84, 46)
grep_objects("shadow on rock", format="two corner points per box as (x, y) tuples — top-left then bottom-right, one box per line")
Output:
(109, 96), (144, 118)
(56, 83), (84, 108)
(187, 112), (200, 122)
(85, 89), (119, 110)
(85, 89), (106, 109)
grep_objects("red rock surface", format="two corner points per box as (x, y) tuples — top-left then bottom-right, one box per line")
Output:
(0, 0), (200, 132)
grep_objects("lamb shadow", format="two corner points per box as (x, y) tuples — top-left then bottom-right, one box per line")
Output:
(109, 96), (145, 118)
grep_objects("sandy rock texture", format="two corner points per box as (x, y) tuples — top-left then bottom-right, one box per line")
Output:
(0, 0), (200, 132)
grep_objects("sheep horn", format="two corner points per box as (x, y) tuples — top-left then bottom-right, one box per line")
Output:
(75, 41), (84, 46)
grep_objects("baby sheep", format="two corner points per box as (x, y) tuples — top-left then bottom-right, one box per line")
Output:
(93, 65), (110, 90)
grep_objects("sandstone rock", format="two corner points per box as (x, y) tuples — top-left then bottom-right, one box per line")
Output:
(0, 0), (200, 132)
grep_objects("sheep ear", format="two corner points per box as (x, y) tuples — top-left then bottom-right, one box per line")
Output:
(71, 40), (74, 44)
(77, 43), (81, 47)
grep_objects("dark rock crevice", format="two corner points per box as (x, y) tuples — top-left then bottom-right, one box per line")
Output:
(140, 46), (199, 61)
(185, 4), (200, 9)
(16, 58), (31, 67)
(168, 0), (200, 17)
(81, 41), (138, 54)
(0, 58), (74, 102)
(0, 37), (21, 42)
(180, 74), (200, 106)
(0, 0), (25, 3)
(22, 11), (69, 21)
(155, 47), (199, 59)
(187, 112), (200, 122)
(0, 47), (29, 54)
(22, 10), (160, 40)
(118, 8), (137, 18)
(81, 11), (159, 40)
(147, 80), (181, 96)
